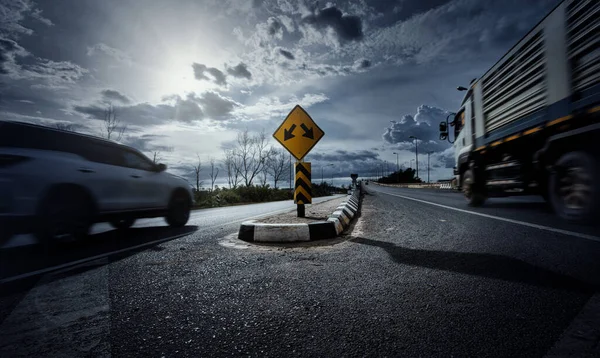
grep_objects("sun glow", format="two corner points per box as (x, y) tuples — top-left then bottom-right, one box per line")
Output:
(156, 55), (211, 99)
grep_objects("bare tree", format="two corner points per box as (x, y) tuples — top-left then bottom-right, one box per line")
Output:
(209, 157), (219, 191)
(266, 148), (289, 189)
(152, 151), (162, 164)
(102, 104), (126, 141)
(192, 154), (202, 193)
(222, 149), (241, 189)
(258, 169), (268, 187)
(235, 129), (274, 187)
(54, 123), (75, 132)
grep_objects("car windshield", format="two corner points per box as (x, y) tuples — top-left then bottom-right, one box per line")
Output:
(1, 1), (600, 357)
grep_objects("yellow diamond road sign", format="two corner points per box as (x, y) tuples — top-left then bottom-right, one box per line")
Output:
(273, 105), (325, 160)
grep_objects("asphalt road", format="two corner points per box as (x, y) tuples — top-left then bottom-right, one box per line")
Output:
(1, 187), (600, 357)
(0, 195), (342, 280)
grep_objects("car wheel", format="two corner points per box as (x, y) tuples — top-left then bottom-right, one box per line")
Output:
(110, 218), (135, 230)
(462, 169), (486, 207)
(549, 151), (599, 223)
(36, 187), (94, 244)
(165, 190), (191, 228)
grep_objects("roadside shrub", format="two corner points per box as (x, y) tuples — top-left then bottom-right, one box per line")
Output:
(271, 188), (293, 201)
(219, 189), (241, 205)
(237, 185), (272, 202)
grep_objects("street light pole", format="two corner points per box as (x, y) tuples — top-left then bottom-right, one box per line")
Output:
(409, 135), (419, 181)
(427, 151), (433, 183)
(330, 163), (334, 186)
(393, 152), (400, 183)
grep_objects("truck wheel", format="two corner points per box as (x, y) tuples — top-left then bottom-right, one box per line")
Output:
(110, 218), (135, 230)
(462, 169), (486, 207)
(36, 187), (93, 244)
(165, 190), (191, 228)
(549, 151), (599, 223)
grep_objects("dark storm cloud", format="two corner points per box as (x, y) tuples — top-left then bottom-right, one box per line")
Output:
(278, 49), (295, 60)
(305, 150), (387, 179)
(382, 105), (452, 153)
(74, 95), (204, 126)
(0, 37), (25, 74)
(227, 62), (252, 79)
(196, 91), (238, 120)
(192, 62), (227, 86)
(302, 6), (364, 42)
(267, 17), (283, 36)
(372, 0), (560, 65)
(0, 0), (43, 38)
(309, 150), (379, 162)
(73, 104), (105, 121)
(123, 134), (174, 153)
(431, 148), (455, 169)
(357, 59), (371, 69)
(101, 89), (131, 104)
(207, 68), (227, 86)
(75, 90), (239, 126)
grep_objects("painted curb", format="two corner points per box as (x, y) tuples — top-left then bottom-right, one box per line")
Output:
(238, 189), (361, 243)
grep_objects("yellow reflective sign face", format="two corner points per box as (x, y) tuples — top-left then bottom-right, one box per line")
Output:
(273, 105), (325, 160)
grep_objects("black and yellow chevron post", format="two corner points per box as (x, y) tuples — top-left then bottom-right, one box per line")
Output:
(295, 162), (311, 217)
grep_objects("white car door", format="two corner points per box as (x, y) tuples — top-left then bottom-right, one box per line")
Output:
(121, 150), (168, 209)
(76, 140), (143, 212)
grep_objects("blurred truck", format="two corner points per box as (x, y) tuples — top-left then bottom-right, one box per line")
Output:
(439, 0), (599, 223)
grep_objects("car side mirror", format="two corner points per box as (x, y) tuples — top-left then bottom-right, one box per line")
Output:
(439, 122), (448, 133)
(155, 163), (167, 172)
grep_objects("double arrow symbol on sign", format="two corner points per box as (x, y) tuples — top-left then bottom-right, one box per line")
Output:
(284, 123), (314, 141)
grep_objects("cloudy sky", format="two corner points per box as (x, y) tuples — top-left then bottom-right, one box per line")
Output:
(0, 0), (560, 186)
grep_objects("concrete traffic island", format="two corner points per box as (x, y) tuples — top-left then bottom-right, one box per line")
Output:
(238, 188), (361, 243)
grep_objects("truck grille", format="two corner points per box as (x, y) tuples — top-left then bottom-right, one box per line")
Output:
(567, 0), (600, 93)
(482, 31), (547, 133)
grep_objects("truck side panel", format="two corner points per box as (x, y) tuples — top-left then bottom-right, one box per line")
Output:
(474, 0), (598, 148)
(568, 0), (600, 109)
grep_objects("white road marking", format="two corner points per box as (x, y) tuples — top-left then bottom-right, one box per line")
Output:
(378, 190), (600, 243)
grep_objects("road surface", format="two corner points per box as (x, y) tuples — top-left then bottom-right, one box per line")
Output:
(1, 187), (600, 357)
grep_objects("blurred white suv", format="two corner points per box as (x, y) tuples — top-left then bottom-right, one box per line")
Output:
(0, 120), (194, 244)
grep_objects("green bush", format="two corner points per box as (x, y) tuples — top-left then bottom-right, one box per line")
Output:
(236, 185), (272, 202)
(218, 189), (241, 205)
(191, 183), (338, 209)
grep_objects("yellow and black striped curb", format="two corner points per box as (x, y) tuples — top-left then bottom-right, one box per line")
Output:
(238, 188), (361, 243)
(295, 162), (311, 204)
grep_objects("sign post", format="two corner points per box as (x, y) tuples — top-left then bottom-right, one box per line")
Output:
(350, 173), (358, 188)
(273, 105), (325, 217)
(295, 162), (311, 217)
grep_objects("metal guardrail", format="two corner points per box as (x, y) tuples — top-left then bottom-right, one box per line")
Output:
(372, 182), (457, 190)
